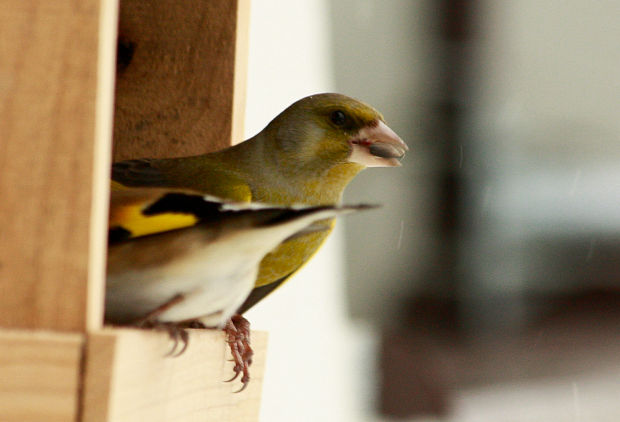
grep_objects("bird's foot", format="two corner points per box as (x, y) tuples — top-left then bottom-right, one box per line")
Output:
(161, 322), (191, 357)
(130, 294), (191, 357)
(131, 319), (191, 357)
(224, 314), (253, 392)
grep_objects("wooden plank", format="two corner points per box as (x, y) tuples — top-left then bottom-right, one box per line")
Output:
(113, 0), (250, 161)
(0, 330), (84, 422)
(231, 0), (250, 146)
(88, 0), (120, 332)
(0, 0), (118, 331)
(82, 328), (267, 422)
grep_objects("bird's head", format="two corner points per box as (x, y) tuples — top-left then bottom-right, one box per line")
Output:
(263, 93), (408, 174)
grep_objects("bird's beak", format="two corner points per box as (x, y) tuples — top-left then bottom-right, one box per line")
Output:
(348, 120), (409, 167)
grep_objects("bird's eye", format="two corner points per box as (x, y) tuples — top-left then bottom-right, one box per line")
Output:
(330, 110), (347, 126)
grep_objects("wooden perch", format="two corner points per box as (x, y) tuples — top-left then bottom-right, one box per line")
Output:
(82, 329), (267, 422)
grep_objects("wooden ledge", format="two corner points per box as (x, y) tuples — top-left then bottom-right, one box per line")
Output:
(83, 327), (267, 422)
(0, 328), (267, 422)
(0, 330), (84, 422)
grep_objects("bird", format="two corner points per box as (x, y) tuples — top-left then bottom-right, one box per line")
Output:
(112, 93), (408, 313)
(110, 93), (407, 388)
(106, 187), (376, 390)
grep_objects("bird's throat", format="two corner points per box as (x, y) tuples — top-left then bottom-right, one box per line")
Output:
(299, 162), (365, 204)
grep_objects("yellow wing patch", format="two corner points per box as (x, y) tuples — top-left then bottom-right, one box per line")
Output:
(110, 204), (198, 238)
(109, 188), (199, 239)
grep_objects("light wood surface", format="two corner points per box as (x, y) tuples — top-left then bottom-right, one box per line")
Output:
(0, 0), (118, 331)
(1, 1), (263, 420)
(82, 328), (267, 422)
(231, 0), (251, 146)
(0, 330), (84, 422)
(112, 0), (250, 161)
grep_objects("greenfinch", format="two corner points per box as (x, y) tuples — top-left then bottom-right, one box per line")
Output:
(112, 93), (408, 313)
(106, 188), (375, 389)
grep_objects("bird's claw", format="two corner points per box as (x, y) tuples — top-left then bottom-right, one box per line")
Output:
(163, 324), (190, 357)
(224, 314), (253, 392)
(130, 294), (192, 358)
(136, 319), (191, 358)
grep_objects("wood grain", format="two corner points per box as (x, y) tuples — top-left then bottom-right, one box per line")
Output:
(0, 330), (84, 422)
(112, 0), (250, 161)
(0, 0), (118, 331)
(82, 328), (267, 422)
(1, 2), (262, 420)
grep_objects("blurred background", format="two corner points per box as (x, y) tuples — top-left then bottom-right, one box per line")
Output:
(243, 1), (620, 421)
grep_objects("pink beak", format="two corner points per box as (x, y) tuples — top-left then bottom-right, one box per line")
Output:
(348, 120), (408, 167)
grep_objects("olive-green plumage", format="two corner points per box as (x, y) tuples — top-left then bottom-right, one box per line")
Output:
(112, 93), (407, 312)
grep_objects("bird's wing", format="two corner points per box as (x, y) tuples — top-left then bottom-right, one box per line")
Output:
(110, 157), (253, 238)
(235, 218), (336, 314)
(109, 189), (230, 241)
